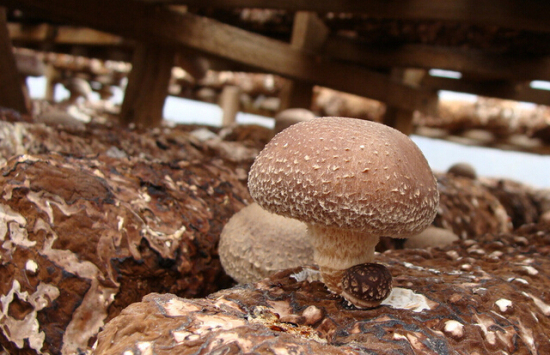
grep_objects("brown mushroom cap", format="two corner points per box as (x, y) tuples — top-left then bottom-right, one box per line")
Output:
(218, 203), (313, 284)
(248, 117), (439, 237)
(403, 226), (459, 249)
(274, 108), (316, 134)
(447, 162), (477, 179)
(340, 263), (393, 309)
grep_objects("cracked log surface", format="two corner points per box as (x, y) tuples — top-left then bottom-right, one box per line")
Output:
(0, 109), (548, 354)
(0, 119), (253, 354)
(95, 222), (550, 355)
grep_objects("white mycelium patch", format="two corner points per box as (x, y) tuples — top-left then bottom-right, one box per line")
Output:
(291, 267), (321, 283)
(136, 341), (153, 355)
(402, 262), (441, 275)
(507, 277), (529, 284)
(520, 265), (539, 276)
(474, 314), (497, 345)
(25, 259), (38, 274)
(495, 298), (513, 313)
(523, 292), (550, 316)
(443, 320), (465, 338)
(381, 287), (433, 312)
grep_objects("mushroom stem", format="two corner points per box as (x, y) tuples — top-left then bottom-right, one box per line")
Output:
(307, 223), (380, 295)
(307, 224), (380, 270)
(318, 266), (346, 296)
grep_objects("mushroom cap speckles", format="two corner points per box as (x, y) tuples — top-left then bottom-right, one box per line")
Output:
(340, 263), (392, 309)
(248, 117), (439, 237)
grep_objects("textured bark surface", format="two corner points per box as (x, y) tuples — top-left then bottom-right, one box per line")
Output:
(0, 113), (548, 354)
(480, 177), (541, 229)
(433, 173), (511, 239)
(0, 120), (252, 354)
(94, 222), (550, 355)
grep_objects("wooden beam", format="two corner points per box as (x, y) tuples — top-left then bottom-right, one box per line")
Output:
(323, 39), (550, 82)
(383, 68), (427, 135)
(278, 80), (313, 111)
(8, 23), (135, 62)
(219, 85), (241, 126)
(423, 76), (550, 106)
(174, 48), (209, 80)
(8, 23), (125, 45)
(138, 0), (550, 33)
(13, 22), (550, 84)
(290, 11), (328, 51)
(0, 7), (28, 113)
(279, 11), (328, 111)
(120, 43), (175, 127)
(383, 106), (415, 135)
(2, 0), (438, 114)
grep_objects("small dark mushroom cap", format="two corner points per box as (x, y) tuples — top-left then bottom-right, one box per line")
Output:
(447, 162), (477, 179)
(248, 117), (439, 237)
(341, 263), (393, 309)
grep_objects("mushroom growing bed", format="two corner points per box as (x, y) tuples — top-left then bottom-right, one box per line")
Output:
(0, 107), (549, 354)
(95, 223), (550, 354)
(0, 112), (254, 354)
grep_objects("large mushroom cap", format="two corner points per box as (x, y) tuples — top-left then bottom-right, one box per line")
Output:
(248, 117), (439, 237)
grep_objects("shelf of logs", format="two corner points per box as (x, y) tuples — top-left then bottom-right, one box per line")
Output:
(2, 0), (550, 134)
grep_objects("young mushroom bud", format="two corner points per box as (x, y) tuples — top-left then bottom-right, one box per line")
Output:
(340, 263), (393, 308)
(248, 117), (439, 308)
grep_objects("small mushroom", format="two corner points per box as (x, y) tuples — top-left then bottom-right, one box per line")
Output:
(403, 226), (459, 249)
(248, 117), (439, 308)
(274, 108), (316, 134)
(341, 263), (392, 308)
(218, 203), (313, 284)
(447, 162), (477, 179)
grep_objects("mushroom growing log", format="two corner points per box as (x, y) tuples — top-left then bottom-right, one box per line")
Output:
(0, 120), (252, 354)
(93, 222), (550, 354)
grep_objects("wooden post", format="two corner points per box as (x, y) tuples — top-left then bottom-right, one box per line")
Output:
(279, 11), (328, 111)
(278, 81), (315, 112)
(0, 7), (28, 113)
(14, 50), (45, 111)
(120, 43), (175, 128)
(383, 68), (429, 135)
(174, 50), (209, 81)
(44, 64), (59, 102)
(219, 85), (241, 127)
(383, 106), (415, 135)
